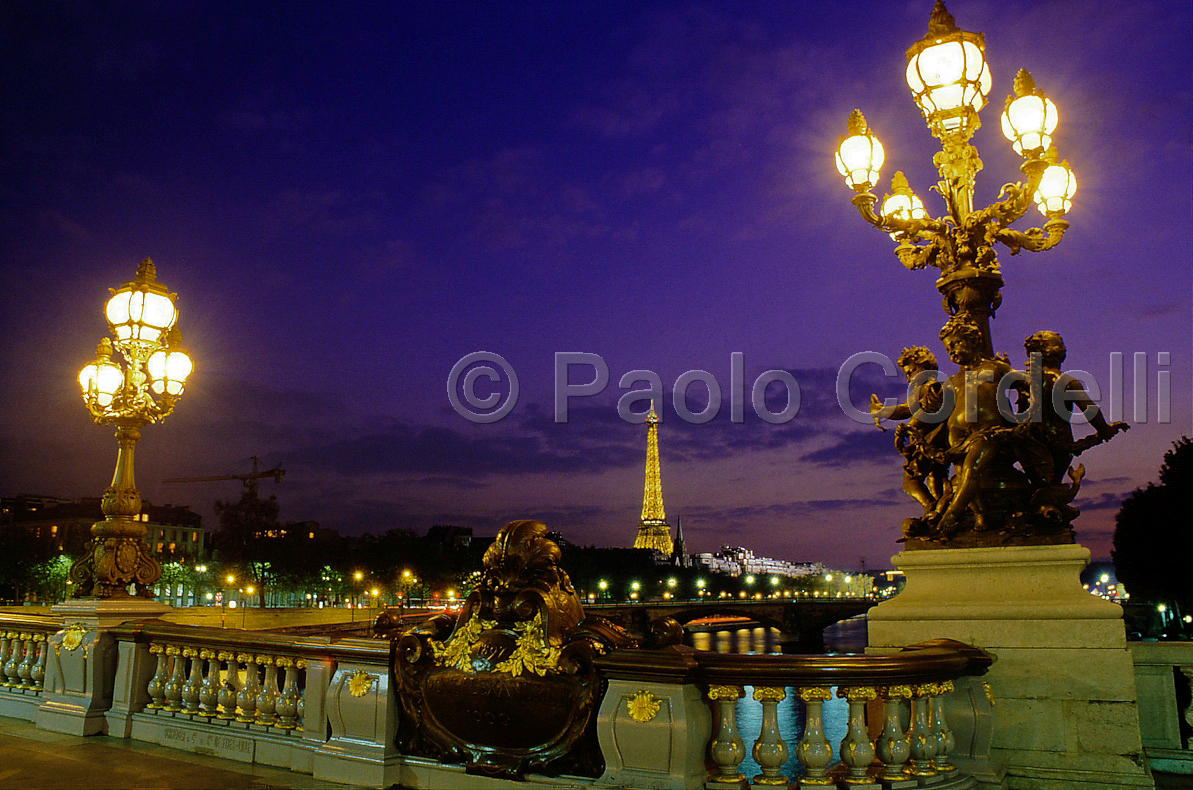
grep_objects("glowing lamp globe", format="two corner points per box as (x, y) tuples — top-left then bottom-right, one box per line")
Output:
(881, 172), (927, 223)
(1034, 161), (1077, 216)
(147, 347), (193, 397)
(905, 3), (991, 138)
(836, 110), (884, 190)
(79, 341), (124, 409)
(105, 259), (178, 346)
(1001, 70), (1058, 157)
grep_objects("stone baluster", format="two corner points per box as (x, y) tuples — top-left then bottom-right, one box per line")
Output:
(838, 686), (877, 784)
(295, 659), (307, 731)
(0, 634), (10, 688)
(17, 634), (36, 689)
(216, 651), (238, 719)
(197, 649), (220, 716)
(162, 646), (186, 712)
(146, 645), (169, 709)
(235, 653), (260, 723)
(751, 686), (788, 786)
(181, 647), (203, 714)
(275, 657), (300, 729)
(796, 687), (835, 786)
(875, 685), (912, 782)
(31, 635), (47, 690)
(706, 684), (747, 786)
(255, 655), (279, 726)
(931, 680), (956, 772)
(908, 683), (939, 778)
(3, 632), (21, 686)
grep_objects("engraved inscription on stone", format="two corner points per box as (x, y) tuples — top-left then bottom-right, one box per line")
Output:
(162, 726), (255, 762)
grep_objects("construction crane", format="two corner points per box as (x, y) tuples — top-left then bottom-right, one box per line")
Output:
(163, 456), (285, 496)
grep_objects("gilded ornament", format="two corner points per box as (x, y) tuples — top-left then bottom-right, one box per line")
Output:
(983, 682), (995, 707)
(798, 687), (832, 703)
(753, 686), (786, 703)
(839, 686), (878, 702)
(707, 685), (744, 701)
(60, 624), (87, 652)
(626, 690), (662, 723)
(347, 669), (376, 698)
(879, 684), (912, 699)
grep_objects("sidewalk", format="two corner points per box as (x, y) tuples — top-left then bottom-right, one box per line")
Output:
(0, 716), (350, 789)
(2, 713), (1189, 789)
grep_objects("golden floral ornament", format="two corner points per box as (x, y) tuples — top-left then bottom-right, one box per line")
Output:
(626, 690), (661, 723)
(347, 669), (376, 698)
(430, 610), (562, 677)
(61, 624), (88, 652)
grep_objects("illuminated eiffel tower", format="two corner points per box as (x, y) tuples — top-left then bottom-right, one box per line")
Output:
(633, 406), (673, 554)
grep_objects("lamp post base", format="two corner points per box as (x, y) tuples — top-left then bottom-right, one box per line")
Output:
(35, 598), (171, 736)
(868, 544), (1154, 790)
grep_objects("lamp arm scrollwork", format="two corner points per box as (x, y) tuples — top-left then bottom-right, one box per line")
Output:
(995, 217), (1070, 256)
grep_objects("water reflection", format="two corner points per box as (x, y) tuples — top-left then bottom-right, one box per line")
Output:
(689, 626), (784, 654)
(685, 617), (866, 780)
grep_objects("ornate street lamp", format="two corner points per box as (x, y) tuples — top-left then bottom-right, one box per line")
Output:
(836, 2), (1123, 546)
(70, 259), (192, 598)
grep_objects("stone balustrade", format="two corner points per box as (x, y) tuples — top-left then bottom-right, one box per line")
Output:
(1131, 641), (1193, 776)
(0, 615), (63, 721)
(595, 638), (994, 790)
(0, 612), (1094, 789)
(141, 642), (308, 729)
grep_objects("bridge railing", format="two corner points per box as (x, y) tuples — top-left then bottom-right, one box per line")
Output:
(596, 637), (995, 789)
(0, 609), (997, 789)
(1131, 640), (1193, 775)
(0, 613), (63, 719)
(102, 620), (396, 780)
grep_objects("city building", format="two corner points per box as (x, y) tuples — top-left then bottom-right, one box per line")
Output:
(1, 494), (205, 560)
(692, 545), (826, 579)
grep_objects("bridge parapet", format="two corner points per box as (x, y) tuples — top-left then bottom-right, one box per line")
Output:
(595, 638), (995, 789)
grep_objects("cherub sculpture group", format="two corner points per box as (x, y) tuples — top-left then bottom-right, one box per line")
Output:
(871, 318), (1127, 548)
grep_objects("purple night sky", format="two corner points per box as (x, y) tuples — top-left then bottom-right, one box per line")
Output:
(2, 2), (1189, 569)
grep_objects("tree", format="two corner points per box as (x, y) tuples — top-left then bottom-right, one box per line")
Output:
(213, 491), (290, 608)
(1112, 436), (1193, 636)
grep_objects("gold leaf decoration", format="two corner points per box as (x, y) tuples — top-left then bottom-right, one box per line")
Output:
(61, 624), (87, 652)
(347, 669), (376, 698)
(626, 690), (661, 723)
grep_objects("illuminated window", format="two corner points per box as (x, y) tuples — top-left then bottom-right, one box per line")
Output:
(309, 532), (315, 539)
(169, 542), (176, 551)
(51, 525), (58, 535)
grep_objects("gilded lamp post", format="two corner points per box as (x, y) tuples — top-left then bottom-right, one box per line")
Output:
(838, 2), (1126, 547)
(71, 259), (193, 598)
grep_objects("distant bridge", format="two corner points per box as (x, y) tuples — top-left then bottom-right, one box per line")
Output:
(584, 598), (875, 652)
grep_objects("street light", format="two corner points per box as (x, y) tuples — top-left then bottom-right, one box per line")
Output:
(243, 586), (254, 627)
(71, 259), (192, 598)
(221, 575), (234, 628)
(352, 571), (364, 620)
(837, 2), (1121, 545)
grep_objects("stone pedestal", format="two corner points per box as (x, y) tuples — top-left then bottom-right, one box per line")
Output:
(596, 679), (711, 790)
(35, 598), (169, 736)
(311, 648), (402, 787)
(868, 544), (1154, 790)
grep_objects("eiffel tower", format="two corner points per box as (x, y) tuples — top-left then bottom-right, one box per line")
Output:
(633, 406), (673, 554)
